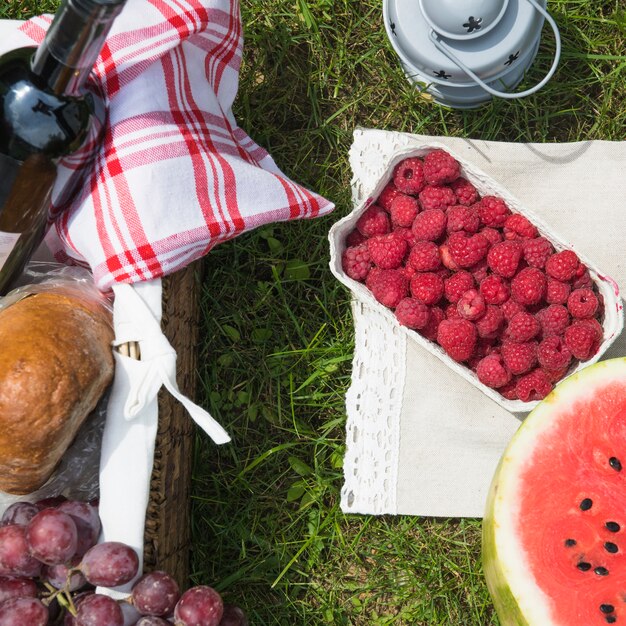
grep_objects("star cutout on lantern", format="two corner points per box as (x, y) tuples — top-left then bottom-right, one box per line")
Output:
(463, 16), (482, 33)
(504, 51), (520, 66)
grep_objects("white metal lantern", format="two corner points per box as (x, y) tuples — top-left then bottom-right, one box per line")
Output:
(383, 0), (562, 109)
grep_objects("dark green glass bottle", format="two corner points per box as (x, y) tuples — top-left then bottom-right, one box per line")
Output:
(0, 0), (126, 294)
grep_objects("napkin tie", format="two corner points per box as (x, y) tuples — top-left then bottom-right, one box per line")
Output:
(111, 282), (230, 444)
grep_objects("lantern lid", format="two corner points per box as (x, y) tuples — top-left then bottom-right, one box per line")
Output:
(419, 0), (509, 40)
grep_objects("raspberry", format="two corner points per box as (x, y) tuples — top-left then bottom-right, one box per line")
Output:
(345, 228), (367, 247)
(457, 289), (486, 321)
(564, 320), (602, 360)
(439, 243), (460, 271)
(545, 250), (580, 281)
(408, 240), (441, 272)
(423, 149), (460, 185)
(516, 368), (553, 402)
(410, 272), (445, 305)
(542, 365), (570, 384)
(444, 271), (475, 303)
(567, 288), (599, 319)
(450, 177), (478, 206)
(366, 268), (408, 308)
(436, 318), (477, 362)
(393, 226), (418, 247)
(499, 378), (519, 400)
(395, 298), (431, 330)
(571, 268), (593, 289)
(477, 196), (510, 227)
(505, 311), (541, 343)
(447, 232), (490, 268)
(480, 274), (510, 305)
(393, 157), (426, 195)
(522, 237), (554, 269)
(475, 353), (511, 389)
(341, 244), (372, 281)
(501, 341), (537, 375)
(356, 204), (390, 237)
(446, 205), (480, 234)
(377, 182), (401, 211)
(537, 336), (572, 371)
(419, 185), (457, 211)
(503, 214), (538, 239)
(501, 299), (525, 321)
(420, 306), (445, 341)
(471, 259), (489, 284)
(511, 267), (546, 306)
(400, 264), (418, 281)
(412, 209), (447, 241)
(445, 302), (461, 320)
(476, 305), (504, 339)
(487, 240), (523, 278)
(389, 194), (420, 228)
(536, 304), (570, 337)
(546, 278), (571, 304)
(480, 227), (503, 247)
(367, 232), (408, 269)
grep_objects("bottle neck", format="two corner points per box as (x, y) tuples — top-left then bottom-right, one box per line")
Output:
(30, 0), (126, 96)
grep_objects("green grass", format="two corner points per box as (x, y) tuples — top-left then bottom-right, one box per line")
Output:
(191, 2), (626, 624)
(5, 0), (626, 623)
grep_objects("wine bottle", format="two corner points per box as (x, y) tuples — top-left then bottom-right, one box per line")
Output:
(0, 0), (127, 295)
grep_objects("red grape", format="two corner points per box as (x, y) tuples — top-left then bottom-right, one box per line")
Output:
(0, 576), (37, 603)
(174, 586), (223, 626)
(1, 502), (39, 526)
(131, 570), (180, 616)
(133, 617), (171, 625)
(35, 495), (68, 510)
(75, 593), (123, 626)
(43, 557), (87, 591)
(0, 597), (48, 626)
(57, 502), (101, 558)
(79, 541), (139, 587)
(0, 525), (41, 577)
(26, 508), (78, 565)
(219, 605), (248, 626)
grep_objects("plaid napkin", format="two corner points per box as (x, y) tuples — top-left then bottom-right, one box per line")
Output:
(6, 0), (333, 290)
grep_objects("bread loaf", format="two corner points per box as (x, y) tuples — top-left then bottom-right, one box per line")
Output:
(0, 291), (114, 494)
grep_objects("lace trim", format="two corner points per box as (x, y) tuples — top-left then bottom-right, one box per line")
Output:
(340, 300), (405, 514)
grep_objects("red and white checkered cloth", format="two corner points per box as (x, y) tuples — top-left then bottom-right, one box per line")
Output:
(7, 0), (334, 290)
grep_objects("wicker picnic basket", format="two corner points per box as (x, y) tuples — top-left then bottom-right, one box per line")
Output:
(141, 260), (204, 588)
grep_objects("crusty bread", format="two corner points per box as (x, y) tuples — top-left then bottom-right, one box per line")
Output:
(0, 291), (114, 494)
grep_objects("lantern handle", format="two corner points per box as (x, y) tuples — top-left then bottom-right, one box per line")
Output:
(429, 0), (561, 99)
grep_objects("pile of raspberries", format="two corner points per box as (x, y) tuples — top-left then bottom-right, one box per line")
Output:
(341, 149), (605, 403)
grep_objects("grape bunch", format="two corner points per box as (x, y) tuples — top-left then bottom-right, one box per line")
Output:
(0, 497), (248, 626)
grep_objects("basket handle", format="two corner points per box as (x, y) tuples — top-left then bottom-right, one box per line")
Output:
(428, 0), (561, 99)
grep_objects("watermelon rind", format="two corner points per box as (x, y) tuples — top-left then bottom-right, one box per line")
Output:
(482, 357), (626, 626)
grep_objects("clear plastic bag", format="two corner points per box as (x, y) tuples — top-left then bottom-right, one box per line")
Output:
(0, 262), (114, 515)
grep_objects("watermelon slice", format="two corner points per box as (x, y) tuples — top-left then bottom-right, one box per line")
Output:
(483, 358), (626, 626)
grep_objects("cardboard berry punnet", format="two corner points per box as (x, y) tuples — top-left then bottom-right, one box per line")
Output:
(328, 142), (624, 413)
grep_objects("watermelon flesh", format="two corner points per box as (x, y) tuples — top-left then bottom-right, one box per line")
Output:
(483, 358), (626, 626)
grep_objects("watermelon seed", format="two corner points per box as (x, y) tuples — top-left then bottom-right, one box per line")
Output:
(607, 522), (622, 533)
(564, 538), (577, 547)
(580, 498), (593, 511)
(609, 457), (622, 471)
(605, 542), (619, 554)
(606, 616), (617, 624)
(577, 561), (592, 571)
(595, 566), (610, 576)
(600, 604), (615, 614)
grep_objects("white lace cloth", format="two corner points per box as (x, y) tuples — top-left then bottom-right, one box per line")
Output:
(334, 129), (626, 518)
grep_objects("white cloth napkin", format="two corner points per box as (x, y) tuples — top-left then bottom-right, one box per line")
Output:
(97, 279), (230, 603)
(339, 128), (626, 518)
